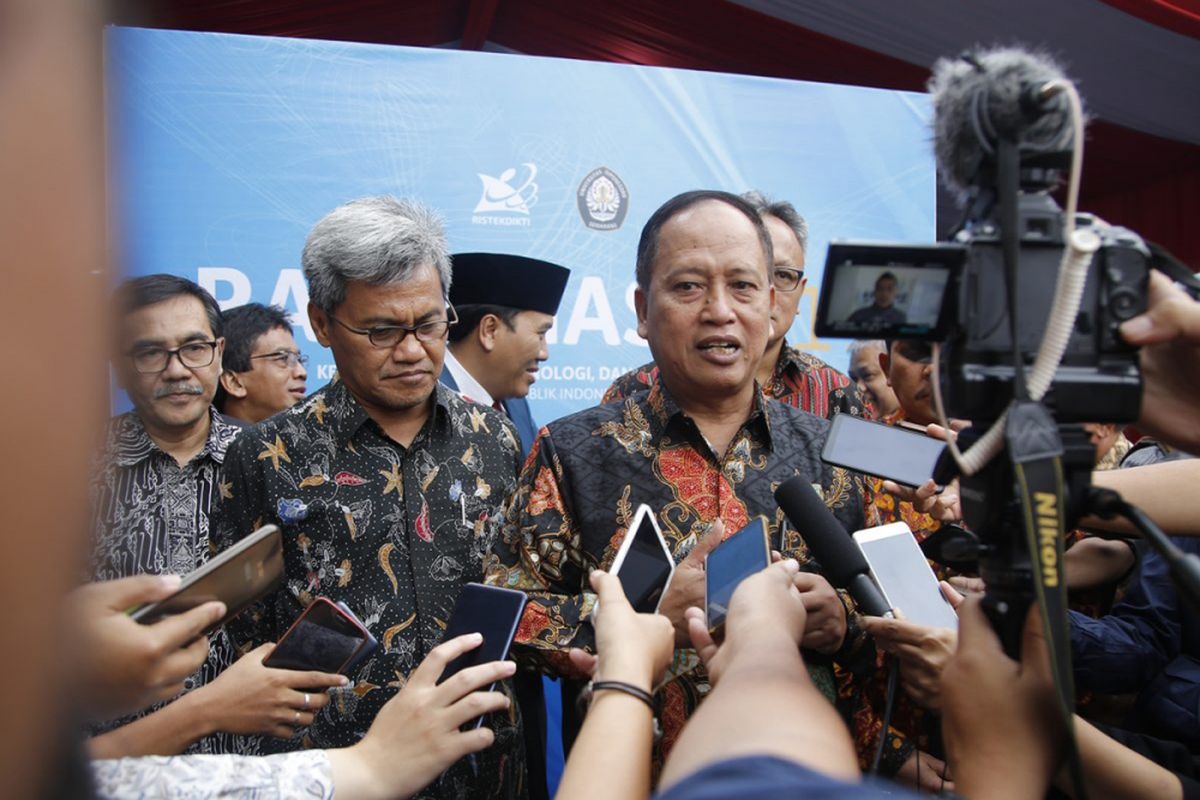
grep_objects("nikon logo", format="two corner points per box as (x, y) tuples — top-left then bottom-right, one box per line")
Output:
(1035, 492), (1060, 588)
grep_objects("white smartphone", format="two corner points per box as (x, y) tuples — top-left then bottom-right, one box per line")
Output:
(610, 503), (675, 614)
(853, 522), (958, 629)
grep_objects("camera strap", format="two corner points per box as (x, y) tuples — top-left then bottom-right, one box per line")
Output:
(1007, 401), (1086, 799)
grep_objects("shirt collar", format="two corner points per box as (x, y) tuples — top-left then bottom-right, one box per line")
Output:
(442, 349), (495, 406)
(319, 376), (453, 447)
(112, 406), (236, 468)
(642, 373), (774, 452)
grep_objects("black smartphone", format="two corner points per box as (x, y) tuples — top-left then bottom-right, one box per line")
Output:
(130, 524), (283, 632)
(610, 503), (675, 613)
(439, 583), (528, 728)
(264, 597), (375, 674)
(821, 413), (947, 489)
(705, 516), (771, 631)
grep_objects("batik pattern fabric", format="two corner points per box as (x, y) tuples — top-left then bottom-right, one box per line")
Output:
(88, 408), (250, 755)
(211, 378), (525, 800)
(92, 751), (333, 800)
(485, 376), (913, 774)
(601, 341), (863, 421)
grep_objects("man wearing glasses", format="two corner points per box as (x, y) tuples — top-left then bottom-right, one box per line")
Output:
(90, 275), (348, 758)
(212, 197), (527, 799)
(217, 303), (309, 424)
(604, 191), (862, 420)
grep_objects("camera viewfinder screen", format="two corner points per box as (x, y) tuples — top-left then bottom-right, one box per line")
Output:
(814, 242), (964, 340)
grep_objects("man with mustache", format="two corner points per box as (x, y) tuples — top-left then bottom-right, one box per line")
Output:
(90, 275), (343, 758)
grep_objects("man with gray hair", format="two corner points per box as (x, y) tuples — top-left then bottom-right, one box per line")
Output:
(212, 196), (527, 799)
(603, 190), (861, 420)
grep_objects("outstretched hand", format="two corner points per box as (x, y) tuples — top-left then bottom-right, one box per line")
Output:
(330, 632), (516, 800)
(685, 559), (807, 685)
(657, 520), (726, 646)
(571, 570), (674, 689)
(70, 574), (226, 721)
(941, 598), (1064, 799)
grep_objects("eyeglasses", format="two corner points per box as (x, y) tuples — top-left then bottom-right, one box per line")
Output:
(772, 267), (805, 292)
(250, 350), (309, 369)
(329, 305), (458, 349)
(128, 341), (218, 374)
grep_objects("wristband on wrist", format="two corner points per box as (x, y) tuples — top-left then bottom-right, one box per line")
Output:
(590, 680), (654, 711)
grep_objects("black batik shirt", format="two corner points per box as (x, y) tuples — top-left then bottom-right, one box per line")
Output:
(212, 378), (526, 800)
(88, 407), (251, 754)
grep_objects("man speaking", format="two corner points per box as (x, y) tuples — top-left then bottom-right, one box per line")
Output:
(440, 252), (569, 457)
(485, 190), (892, 771)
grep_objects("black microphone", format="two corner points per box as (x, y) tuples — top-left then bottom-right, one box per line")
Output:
(928, 45), (1077, 196)
(774, 476), (892, 618)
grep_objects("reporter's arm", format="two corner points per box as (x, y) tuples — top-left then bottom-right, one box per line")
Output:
(1059, 717), (1183, 800)
(90, 643), (347, 758)
(659, 561), (859, 792)
(1086, 460), (1200, 536)
(555, 570), (674, 800)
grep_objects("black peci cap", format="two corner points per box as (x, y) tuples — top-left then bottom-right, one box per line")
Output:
(449, 252), (571, 315)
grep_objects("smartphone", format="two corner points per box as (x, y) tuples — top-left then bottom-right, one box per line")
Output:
(610, 504), (676, 614)
(131, 524), (283, 632)
(853, 522), (959, 629)
(705, 516), (771, 631)
(439, 583), (528, 728)
(822, 413), (947, 489)
(264, 597), (375, 673)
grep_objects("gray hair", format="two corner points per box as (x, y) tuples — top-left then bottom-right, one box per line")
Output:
(302, 196), (452, 311)
(741, 190), (808, 256)
(848, 339), (887, 357)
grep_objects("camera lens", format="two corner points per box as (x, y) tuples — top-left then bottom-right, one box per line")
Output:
(1109, 288), (1140, 321)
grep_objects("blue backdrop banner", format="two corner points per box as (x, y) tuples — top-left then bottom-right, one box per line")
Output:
(107, 26), (935, 424)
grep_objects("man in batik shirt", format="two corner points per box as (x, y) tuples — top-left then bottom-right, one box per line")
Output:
(212, 197), (526, 799)
(486, 190), (913, 777)
(90, 275), (320, 758)
(602, 190), (863, 421)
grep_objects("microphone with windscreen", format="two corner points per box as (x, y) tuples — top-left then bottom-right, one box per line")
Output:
(774, 476), (892, 618)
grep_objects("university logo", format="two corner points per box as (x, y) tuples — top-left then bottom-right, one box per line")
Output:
(577, 166), (628, 231)
(472, 163), (538, 227)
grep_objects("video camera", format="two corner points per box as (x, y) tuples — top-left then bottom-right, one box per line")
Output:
(814, 207), (1150, 423)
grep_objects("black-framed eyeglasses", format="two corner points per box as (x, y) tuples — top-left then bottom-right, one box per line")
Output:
(772, 267), (805, 292)
(128, 341), (218, 374)
(329, 305), (458, 349)
(249, 351), (309, 369)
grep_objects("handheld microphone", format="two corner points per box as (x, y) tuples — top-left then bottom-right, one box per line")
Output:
(774, 477), (892, 618)
(928, 45), (1077, 195)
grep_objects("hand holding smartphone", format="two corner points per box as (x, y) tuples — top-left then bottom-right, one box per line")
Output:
(854, 522), (958, 629)
(438, 583), (528, 729)
(705, 516), (771, 632)
(609, 504), (676, 614)
(264, 597), (378, 674)
(130, 524), (283, 633)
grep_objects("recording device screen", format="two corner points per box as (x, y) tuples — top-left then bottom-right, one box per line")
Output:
(611, 504), (676, 614)
(814, 242), (964, 340)
(264, 597), (371, 673)
(854, 523), (959, 630)
(822, 414), (947, 489)
(131, 524), (283, 631)
(705, 516), (770, 631)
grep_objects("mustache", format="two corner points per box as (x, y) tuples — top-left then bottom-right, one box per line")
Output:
(154, 382), (204, 399)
